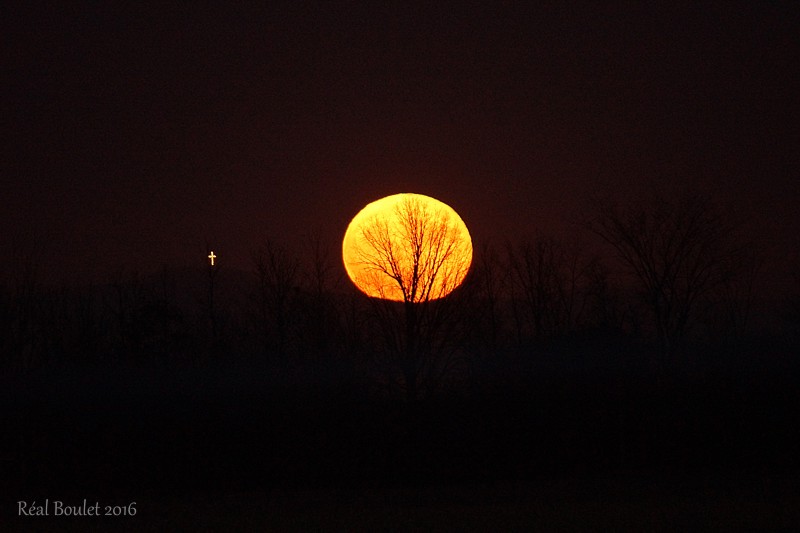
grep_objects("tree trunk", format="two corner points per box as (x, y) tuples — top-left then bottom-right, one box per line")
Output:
(404, 301), (419, 402)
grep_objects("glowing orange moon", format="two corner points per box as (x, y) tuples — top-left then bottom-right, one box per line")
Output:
(342, 193), (473, 302)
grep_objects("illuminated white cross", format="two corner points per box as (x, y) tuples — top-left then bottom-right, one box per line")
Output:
(208, 251), (217, 266)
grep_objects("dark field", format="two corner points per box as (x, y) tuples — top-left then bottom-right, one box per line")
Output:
(6, 477), (799, 531)
(3, 353), (798, 530)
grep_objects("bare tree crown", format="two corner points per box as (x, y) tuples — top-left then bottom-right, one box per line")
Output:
(354, 195), (472, 303)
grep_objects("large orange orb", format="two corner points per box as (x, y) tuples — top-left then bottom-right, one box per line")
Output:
(342, 193), (473, 302)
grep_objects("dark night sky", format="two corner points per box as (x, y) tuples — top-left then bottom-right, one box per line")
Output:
(3, 2), (798, 288)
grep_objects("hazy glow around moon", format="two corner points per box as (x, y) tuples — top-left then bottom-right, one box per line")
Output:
(342, 193), (473, 302)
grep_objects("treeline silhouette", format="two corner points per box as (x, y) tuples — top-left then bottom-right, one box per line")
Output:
(2, 192), (799, 494)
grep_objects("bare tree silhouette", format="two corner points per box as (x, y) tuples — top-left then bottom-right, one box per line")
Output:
(252, 240), (299, 362)
(707, 246), (762, 345)
(351, 195), (473, 401)
(464, 242), (508, 359)
(354, 195), (471, 304)
(506, 237), (595, 344)
(298, 233), (340, 361)
(6, 233), (46, 369)
(587, 192), (734, 362)
(106, 269), (142, 360)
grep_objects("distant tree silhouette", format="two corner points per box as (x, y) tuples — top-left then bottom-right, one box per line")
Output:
(252, 240), (299, 362)
(68, 286), (105, 362)
(505, 237), (598, 344)
(782, 263), (800, 345)
(298, 234), (340, 361)
(463, 242), (508, 359)
(129, 299), (187, 360)
(352, 195), (473, 401)
(106, 269), (145, 360)
(6, 234), (45, 369)
(705, 245), (762, 345)
(103, 268), (192, 362)
(587, 192), (735, 361)
(581, 255), (627, 333)
(0, 280), (11, 368)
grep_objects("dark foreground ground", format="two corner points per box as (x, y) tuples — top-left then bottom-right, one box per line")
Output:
(4, 476), (800, 531)
(2, 354), (798, 530)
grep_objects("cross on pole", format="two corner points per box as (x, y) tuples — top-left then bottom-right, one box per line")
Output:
(208, 251), (216, 266)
